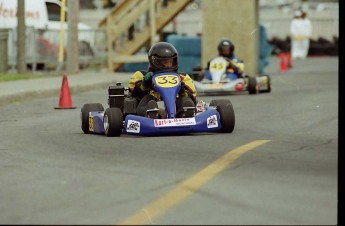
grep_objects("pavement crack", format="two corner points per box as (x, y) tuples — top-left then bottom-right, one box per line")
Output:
(273, 139), (335, 155)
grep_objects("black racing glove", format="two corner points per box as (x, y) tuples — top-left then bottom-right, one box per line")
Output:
(228, 60), (237, 69)
(141, 72), (153, 90)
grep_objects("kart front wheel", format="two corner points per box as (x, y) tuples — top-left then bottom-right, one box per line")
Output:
(104, 108), (123, 137)
(81, 103), (104, 134)
(210, 99), (235, 133)
(247, 76), (258, 95)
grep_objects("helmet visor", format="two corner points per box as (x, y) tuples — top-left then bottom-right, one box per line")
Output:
(221, 48), (231, 56)
(151, 56), (178, 71)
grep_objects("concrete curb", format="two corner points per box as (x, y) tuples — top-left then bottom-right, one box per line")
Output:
(0, 71), (133, 107)
(0, 81), (111, 107)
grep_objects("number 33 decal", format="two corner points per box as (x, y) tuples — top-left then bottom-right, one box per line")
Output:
(155, 75), (179, 87)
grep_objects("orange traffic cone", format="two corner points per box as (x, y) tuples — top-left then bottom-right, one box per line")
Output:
(54, 73), (76, 109)
(279, 53), (288, 72)
(287, 51), (293, 68)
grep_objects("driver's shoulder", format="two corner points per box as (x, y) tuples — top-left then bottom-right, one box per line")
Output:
(178, 72), (191, 78)
(230, 56), (243, 63)
(130, 70), (147, 82)
(139, 70), (148, 75)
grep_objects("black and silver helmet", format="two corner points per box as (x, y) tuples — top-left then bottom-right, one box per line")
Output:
(148, 42), (179, 72)
(217, 39), (235, 58)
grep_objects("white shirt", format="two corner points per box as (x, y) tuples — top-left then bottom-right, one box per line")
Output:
(290, 18), (312, 39)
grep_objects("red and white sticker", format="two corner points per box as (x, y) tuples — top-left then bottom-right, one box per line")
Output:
(154, 118), (196, 127)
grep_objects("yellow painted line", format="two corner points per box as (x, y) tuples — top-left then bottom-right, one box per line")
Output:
(117, 140), (271, 225)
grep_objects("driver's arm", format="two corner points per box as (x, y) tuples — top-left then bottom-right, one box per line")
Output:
(226, 59), (244, 75)
(128, 71), (149, 97)
(180, 73), (197, 103)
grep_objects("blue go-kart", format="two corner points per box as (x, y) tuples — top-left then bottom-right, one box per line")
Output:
(81, 72), (235, 137)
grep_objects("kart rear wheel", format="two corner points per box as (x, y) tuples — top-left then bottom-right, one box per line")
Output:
(259, 75), (271, 93)
(104, 108), (123, 137)
(247, 77), (258, 94)
(81, 103), (104, 134)
(210, 99), (235, 133)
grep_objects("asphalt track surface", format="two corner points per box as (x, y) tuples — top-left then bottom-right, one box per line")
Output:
(0, 57), (338, 224)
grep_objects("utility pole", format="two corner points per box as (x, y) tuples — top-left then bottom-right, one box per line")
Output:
(67, 0), (79, 74)
(17, 0), (26, 73)
(56, 0), (66, 74)
(0, 29), (9, 73)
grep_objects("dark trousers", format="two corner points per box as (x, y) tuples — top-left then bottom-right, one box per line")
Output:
(137, 94), (195, 117)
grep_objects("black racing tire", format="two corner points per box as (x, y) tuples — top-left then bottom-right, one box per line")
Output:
(81, 103), (104, 134)
(247, 76), (258, 94)
(79, 41), (94, 56)
(79, 41), (94, 69)
(103, 108), (123, 137)
(259, 74), (271, 93)
(209, 99), (235, 133)
(210, 99), (231, 107)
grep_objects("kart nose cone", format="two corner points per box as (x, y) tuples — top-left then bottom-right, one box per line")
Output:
(235, 83), (245, 91)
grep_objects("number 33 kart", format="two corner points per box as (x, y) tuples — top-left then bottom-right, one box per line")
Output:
(81, 72), (236, 137)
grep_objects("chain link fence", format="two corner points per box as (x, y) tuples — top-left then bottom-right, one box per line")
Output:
(6, 27), (107, 71)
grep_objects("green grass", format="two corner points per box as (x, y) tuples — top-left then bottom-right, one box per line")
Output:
(0, 73), (60, 82)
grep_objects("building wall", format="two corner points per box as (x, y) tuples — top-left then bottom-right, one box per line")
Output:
(160, 2), (339, 41)
(202, 0), (259, 75)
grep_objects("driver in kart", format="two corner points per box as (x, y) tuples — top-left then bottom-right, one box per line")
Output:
(128, 42), (197, 119)
(205, 39), (245, 81)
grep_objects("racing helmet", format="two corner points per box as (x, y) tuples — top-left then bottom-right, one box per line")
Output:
(148, 42), (178, 72)
(217, 39), (235, 58)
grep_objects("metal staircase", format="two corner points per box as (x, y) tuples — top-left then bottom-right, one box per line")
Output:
(99, 0), (193, 72)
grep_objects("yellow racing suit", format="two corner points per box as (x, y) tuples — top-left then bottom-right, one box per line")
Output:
(128, 70), (197, 103)
(224, 57), (244, 76)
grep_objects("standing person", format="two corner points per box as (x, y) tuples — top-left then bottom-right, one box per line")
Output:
(259, 24), (273, 74)
(128, 42), (197, 119)
(290, 10), (312, 59)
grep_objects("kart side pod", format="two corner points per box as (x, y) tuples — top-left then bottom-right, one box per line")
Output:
(108, 82), (137, 115)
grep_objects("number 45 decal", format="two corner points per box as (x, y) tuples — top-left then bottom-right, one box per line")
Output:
(210, 62), (225, 71)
